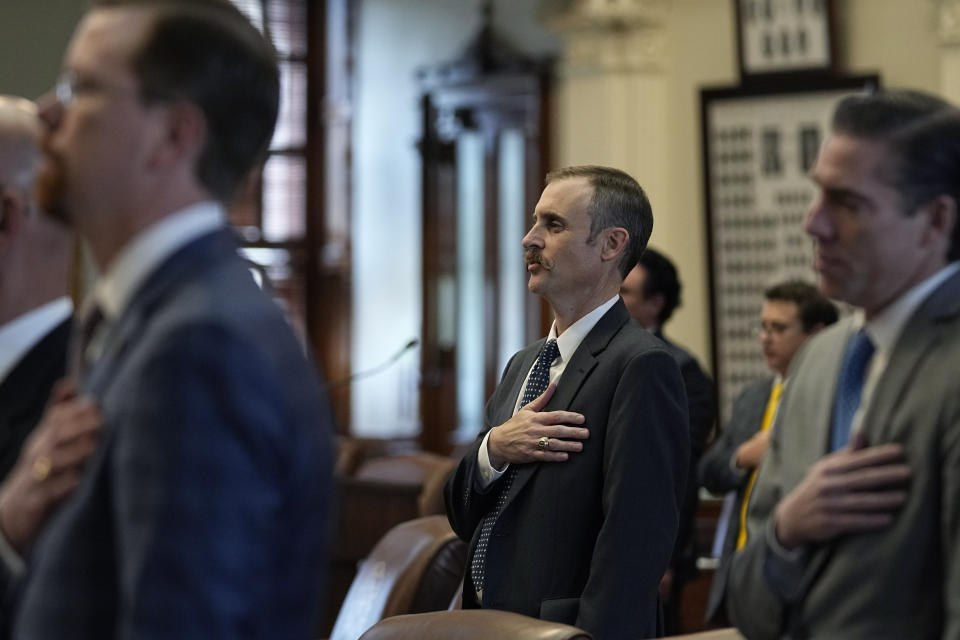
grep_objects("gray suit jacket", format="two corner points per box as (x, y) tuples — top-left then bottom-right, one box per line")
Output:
(726, 269), (960, 639)
(697, 375), (773, 622)
(446, 300), (690, 639)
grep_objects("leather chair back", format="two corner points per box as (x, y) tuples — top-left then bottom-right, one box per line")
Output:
(329, 516), (466, 640)
(358, 610), (593, 640)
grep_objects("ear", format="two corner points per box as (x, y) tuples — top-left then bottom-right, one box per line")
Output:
(599, 227), (629, 263)
(149, 101), (208, 170)
(648, 292), (666, 317)
(921, 194), (956, 249)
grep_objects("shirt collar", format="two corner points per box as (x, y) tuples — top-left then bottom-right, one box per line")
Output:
(0, 296), (73, 383)
(93, 201), (226, 319)
(857, 262), (960, 354)
(547, 295), (619, 365)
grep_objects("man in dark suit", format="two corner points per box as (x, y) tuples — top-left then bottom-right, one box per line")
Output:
(445, 165), (690, 639)
(698, 280), (836, 624)
(727, 90), (960, 638)
(0, 96), (103, 629)
(0, 96), (73, 481)
(619, 247), (714, 634)
(12, 2), (333, 637)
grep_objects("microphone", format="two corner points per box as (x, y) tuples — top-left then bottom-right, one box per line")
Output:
(326, 338), (419, 389)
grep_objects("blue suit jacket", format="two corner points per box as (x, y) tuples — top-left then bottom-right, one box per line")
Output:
(13, 230), (333, 639)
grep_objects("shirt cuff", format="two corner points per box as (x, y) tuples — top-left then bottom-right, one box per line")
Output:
(476, 430), (509, 489)
(762, 515), (808, 603)
(0, 522), (24, 578)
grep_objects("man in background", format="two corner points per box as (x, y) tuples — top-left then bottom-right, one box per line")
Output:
(446, 165), (689, 639)
(13, 1), (333, 637)
(0, 96), (73, 481)
(0, 95), (102, 629)
(698, 279), (836, 624)
(727, 89), (960, 638)
(619, 247), (714, 634)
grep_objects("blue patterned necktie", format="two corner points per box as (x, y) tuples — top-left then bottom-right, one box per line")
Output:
(830, 329), (875, 451)
(470, 338), (559, 596)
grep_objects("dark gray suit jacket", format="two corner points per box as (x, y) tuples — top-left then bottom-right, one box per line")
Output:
(697, 375), (773, 622)
(726, 268), (960, 639)
(654, 330), (715, 585)
(13, 230), (334, 639)
(445, 300), (690, 640)
(0, 318), (71, 482)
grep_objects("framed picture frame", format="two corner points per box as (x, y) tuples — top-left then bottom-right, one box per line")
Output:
(700, 75), (879, 424)
(735, 0), (837, 78)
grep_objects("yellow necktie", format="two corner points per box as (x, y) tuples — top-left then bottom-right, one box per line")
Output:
(736, 381), (783, 550)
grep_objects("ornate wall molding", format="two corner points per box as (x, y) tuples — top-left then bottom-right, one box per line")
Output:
(937, 0), (960, 45)
(544, 0), (671, 74)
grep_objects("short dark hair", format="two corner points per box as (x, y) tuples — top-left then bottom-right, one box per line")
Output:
(832, 89), (960, 262)
(764, 279), (838, 333)
(636, 247), (681, 325)
(545, 165), (653, 279)
(93, 0), (280, 204)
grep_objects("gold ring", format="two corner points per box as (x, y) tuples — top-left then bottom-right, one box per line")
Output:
(538, 436), (550, 450)
(32, 456), (52, 482)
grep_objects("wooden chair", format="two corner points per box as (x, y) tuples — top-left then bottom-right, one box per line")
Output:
(358, 610), (593, 640)
(328, 516), (466, 640)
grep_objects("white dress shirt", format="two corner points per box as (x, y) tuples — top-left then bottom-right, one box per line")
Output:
(851, 261), (960, 440)
(0, 297), (73, 384)
(476, 295), (620, 487)
(90, 201), (227, 321)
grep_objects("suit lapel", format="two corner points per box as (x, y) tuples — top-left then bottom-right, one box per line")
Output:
(860, 270), (960, 444)
(0, 319), (71, 414)
(793, 319), (854, 457)
(503, 301), (628, 508)
(82, 230), (238, 401)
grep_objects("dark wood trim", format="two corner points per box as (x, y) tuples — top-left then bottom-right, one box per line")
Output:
(306, 0), (354, 433)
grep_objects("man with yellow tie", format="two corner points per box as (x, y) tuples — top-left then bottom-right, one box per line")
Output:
(699, 280), (836, 624)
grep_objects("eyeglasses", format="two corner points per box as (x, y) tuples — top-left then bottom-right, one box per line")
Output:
(53, 71), (80, 107)
(51, 70), (144, 107)
(754, 321), (801, 338)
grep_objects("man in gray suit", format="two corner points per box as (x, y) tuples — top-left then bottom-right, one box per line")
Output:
(699, 280), (836, 624)
(726, 90), (960, 639)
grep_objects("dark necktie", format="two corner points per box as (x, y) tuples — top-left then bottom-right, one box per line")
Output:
(72, 303), (105, 380)
(470, 338), (559, 596)
(830, 329), (875, 451)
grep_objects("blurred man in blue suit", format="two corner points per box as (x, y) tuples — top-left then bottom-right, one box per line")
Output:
(12, 1), (334, 637)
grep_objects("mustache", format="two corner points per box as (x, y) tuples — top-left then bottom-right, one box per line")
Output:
(524, 248), (553, 271)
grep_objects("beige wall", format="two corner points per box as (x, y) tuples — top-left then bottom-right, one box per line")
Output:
(0, 1), (83, 100)
(0, 0), (949, 435)
(555, 0), (944, 375)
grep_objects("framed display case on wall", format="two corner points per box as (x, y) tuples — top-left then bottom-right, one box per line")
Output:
(700, 75), (878, 424)
(735, 0), (837, 78)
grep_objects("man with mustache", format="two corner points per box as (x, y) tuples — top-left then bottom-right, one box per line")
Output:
(446, 165), (690, 639)
(12, 1), (334, 637)
(726, 90), (960, 639)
